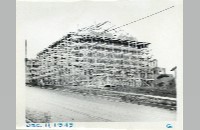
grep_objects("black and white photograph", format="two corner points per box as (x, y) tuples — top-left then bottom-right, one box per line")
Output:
(16, 0), (183, 129)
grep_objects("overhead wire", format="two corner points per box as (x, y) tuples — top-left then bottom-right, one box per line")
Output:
(102, 6), (175, 34)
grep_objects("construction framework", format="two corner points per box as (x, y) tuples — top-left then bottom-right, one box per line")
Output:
(31, 22), (158, 88)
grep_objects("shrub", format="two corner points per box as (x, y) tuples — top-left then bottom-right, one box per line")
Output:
(157, 74), (170, 79)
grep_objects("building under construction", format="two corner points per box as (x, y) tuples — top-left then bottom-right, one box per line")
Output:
(29, 21), (159, 88)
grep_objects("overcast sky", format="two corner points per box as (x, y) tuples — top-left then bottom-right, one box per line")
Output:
(17, 0), (182, 74)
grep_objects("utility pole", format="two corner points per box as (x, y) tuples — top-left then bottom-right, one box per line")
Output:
(171, 66), (177, 86)
(171, 66), (177, 79)
(25, 39), (27, 60)
(25, 39), (28, 84)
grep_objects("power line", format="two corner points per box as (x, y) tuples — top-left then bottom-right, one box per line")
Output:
(103, 6), (175, 33)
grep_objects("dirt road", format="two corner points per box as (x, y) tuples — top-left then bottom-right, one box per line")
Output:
(26, 86), (176, 122)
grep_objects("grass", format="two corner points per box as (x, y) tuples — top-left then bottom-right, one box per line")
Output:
(26, 108), (51, 123)
(108, 86), (176, 98)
